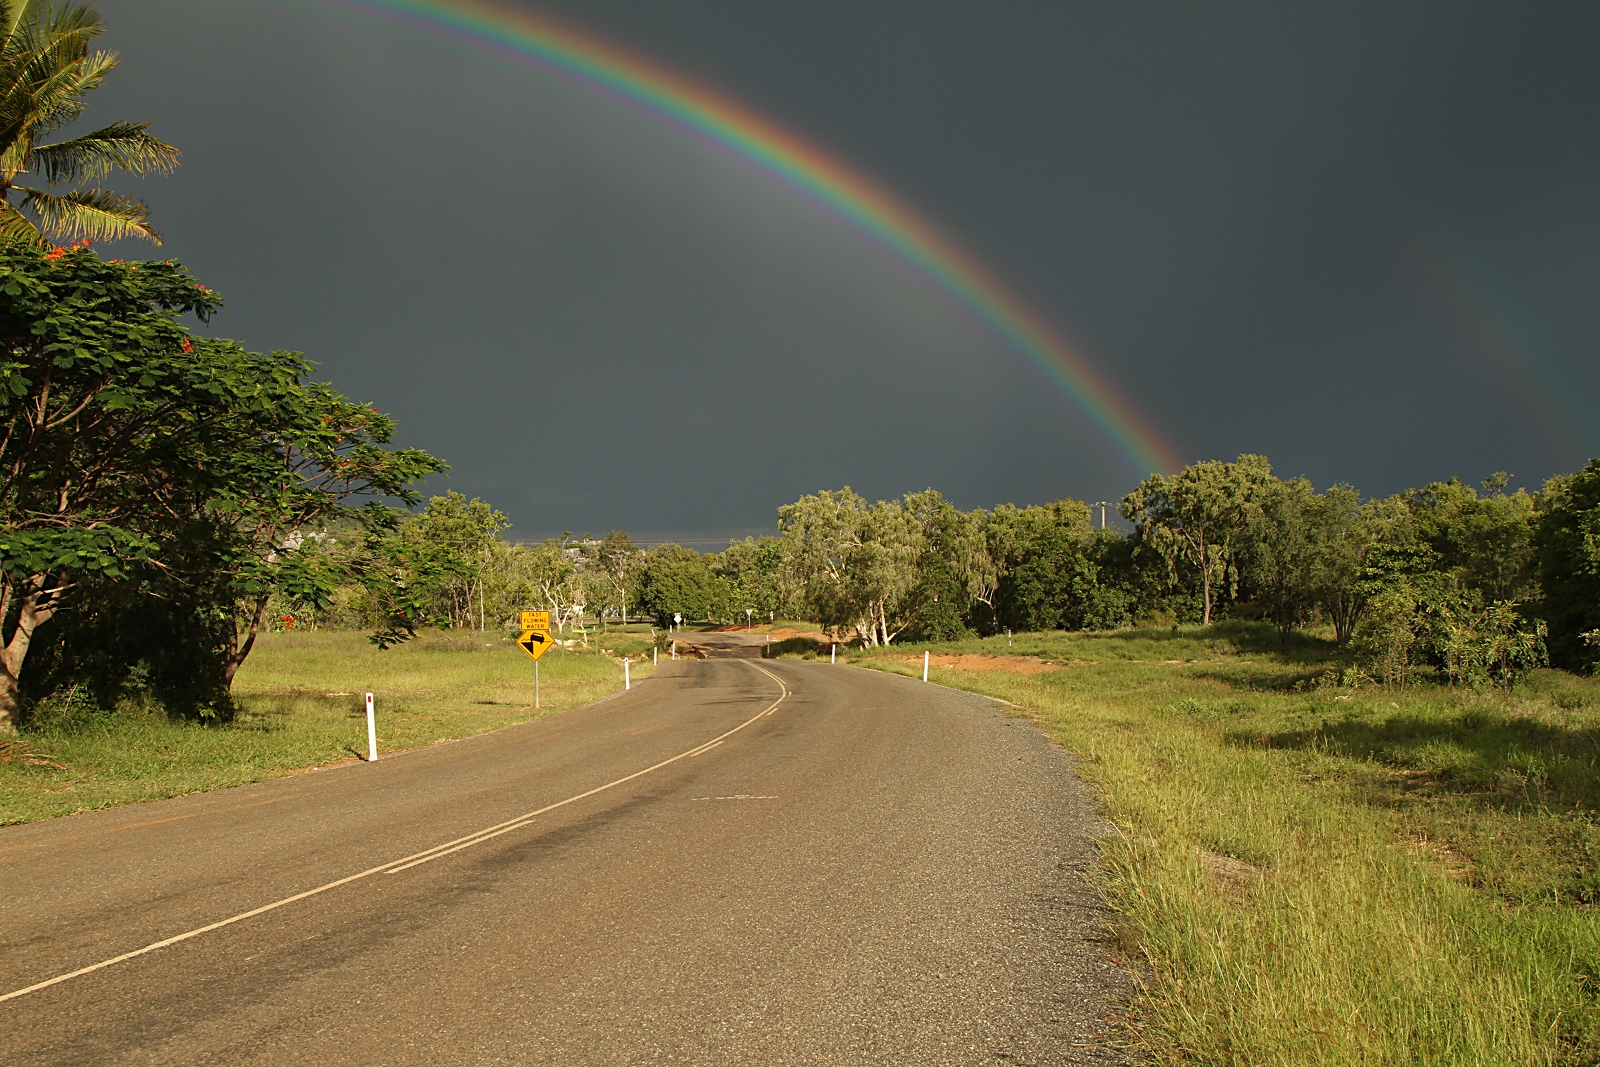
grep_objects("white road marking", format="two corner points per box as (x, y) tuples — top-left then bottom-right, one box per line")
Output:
(0, 661), (790, 1005)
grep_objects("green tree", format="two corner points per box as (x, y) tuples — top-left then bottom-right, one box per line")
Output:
(776, 488), (928, 645)
(1431, 594), (1547, 691)
(0, 1), (178, 244)
(635, 543), (717, 626)
(1405, 475), (1538, 603)
(350, 504), (470, 650)
(1242, 476), (1320, 644)
(401, 492), (510, 632)
(983, 500), (1099, 633)
(1535, 461), (1600, 670)
(777, 488), (870, 639)
(208, 378), (444, 677)
(1121, 455), (1273, 624)
(1310, 484), (1384, 646)
(711, 536), (783, 624)
(0, 242), (442, 725)
(899, 491), (992, 641)
(587, 530), (639, 627)
(1349, 541), (1442, 689)
(0, 242), (223, 729)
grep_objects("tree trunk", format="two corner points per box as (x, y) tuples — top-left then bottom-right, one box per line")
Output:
(855, 619), (875, 647)
(222, 595), (271, 686)
(1201, 567), (1213, 625)
(0, 574), (65, 734)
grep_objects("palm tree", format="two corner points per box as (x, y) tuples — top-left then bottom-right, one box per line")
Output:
(0, 0), (177, 245)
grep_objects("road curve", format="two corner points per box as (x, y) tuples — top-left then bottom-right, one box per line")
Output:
(0, 658), (1127, 1065)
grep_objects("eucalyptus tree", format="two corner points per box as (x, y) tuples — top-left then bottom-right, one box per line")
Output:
(897, 490), (993, 640)
(400, 492), (510, 632)
(1310, 484), (1379, 645)
(982, 500), (1099, 633)
(589, 530), (639, 627)
(777, 488), (930, 646)
(1242, 476), (1320, 644)
(0, 1), (178, 244)
(1121, 455), (1273, 625)
(777, 487), (870, 638)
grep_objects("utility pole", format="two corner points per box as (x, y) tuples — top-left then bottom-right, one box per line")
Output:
(1092, 501), (1111, 530)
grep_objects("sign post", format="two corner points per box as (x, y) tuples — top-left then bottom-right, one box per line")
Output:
(516, 610), (554, 708)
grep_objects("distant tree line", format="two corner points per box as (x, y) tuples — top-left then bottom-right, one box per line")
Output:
(249, 453), (1600, 699)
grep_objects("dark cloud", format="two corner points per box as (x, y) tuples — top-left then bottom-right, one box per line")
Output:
(87, 0), (1600, 536)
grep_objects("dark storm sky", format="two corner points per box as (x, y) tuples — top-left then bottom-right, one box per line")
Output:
(86, 1), (1600, 540)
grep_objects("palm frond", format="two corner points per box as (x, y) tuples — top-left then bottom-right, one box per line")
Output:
(0, 45), (111, 140)
(0, 198), (42, 244)
(0, 26), (103, 157)
(16, 184), (160, 244)
(0, 0), (42, 44)
(30, 121), (176, 182)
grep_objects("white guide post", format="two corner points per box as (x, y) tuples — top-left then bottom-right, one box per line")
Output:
(365, 692), (378, 761)
(653, 646), (658, 666)
(923, 650), (929, 683)
(625, 657), (631, 690)
(831, 643), (836, 664)
(671, 641), (676, 661)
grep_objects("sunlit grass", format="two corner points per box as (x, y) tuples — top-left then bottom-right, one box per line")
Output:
(0, 630), (650, 825)
(853, 623), (1600, 1066)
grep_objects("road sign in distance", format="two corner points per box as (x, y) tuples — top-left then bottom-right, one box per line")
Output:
(520, 610), (550, 632)
(517, 629), (553, 662)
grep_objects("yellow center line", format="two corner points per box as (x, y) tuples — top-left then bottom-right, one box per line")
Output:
(0, 662), (789, 1005)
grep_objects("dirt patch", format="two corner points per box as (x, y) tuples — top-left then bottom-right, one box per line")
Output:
(0, 739), (67, 769)
(767, 628), (827, 642)
(897, 653), (1064, 675)
(1200, 848), (1268, 892)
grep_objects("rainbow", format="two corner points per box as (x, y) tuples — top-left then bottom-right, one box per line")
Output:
(315, 0), (1180, 476)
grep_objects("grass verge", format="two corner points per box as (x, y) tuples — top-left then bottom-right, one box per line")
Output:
(846, 622), (1600, 1066)
(0, 629), (652, 826)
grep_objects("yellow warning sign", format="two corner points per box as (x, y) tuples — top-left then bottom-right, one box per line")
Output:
(519, 609), (550, 632)
(517, 629), (553, 662)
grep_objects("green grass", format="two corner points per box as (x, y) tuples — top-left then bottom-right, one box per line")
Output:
(852, 622), (1600, 1066)
(0, 629), (652, 826)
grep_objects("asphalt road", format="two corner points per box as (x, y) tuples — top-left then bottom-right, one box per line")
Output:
(0, 657), (1128, 1065)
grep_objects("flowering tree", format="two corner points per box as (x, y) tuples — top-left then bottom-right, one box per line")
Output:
(0, 241), (441, 726)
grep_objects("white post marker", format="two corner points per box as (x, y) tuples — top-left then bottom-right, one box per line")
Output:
(624, 657), (631, 691)
(671, 641), (676, 661)
(653, 646), (658, 666)
(831, 643), (836, 664)
(923, 650), (930, 683)
(365, 692), (378, 761)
